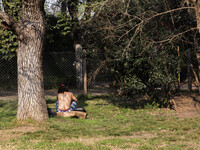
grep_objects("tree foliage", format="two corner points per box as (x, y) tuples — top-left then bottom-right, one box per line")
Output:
(81, 0), (198, 106)
(45, 13), (73, 52)
(0, 0), (21, 59)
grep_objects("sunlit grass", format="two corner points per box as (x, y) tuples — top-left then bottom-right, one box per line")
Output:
(0, 95), (200, 149)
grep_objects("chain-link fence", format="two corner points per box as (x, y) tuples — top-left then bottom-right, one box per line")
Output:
(43, 52), (76, 90)
(0, 56), (17, 96)
(0, 52), (113, 98)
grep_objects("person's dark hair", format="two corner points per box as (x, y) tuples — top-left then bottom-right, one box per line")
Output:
(58, 84), (69, 93)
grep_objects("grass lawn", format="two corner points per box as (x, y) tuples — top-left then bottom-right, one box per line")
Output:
(0, 94), (200, 150)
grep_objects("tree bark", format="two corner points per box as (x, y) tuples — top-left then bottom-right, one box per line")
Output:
(0, 0), (48, 121)
(61, 1), (67, 14)
(16, 0), (48, 121)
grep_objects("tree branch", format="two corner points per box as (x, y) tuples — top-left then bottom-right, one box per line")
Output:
(150, 27), (197, 44)
(116, 6), (195, 54)
(0, 11), (21, 35)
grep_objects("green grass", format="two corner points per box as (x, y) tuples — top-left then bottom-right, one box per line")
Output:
(0, 95), (200, 149)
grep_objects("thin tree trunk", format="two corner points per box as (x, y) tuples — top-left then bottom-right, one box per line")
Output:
(61, 1), (67, 14)
(187, 49), (192, 92)
(83, 51), (87, 97)
(194, 0), (200, 32)
(177, 46), (180, 91)
(190, 63), (200, 92)
(17, 0), (48, 121)
(194, 32), (200, 93)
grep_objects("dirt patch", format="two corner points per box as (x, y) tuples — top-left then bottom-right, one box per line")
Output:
(170, 93), (200, 118)
(60, 131), (156, 145)
(0, 126), (39, 142)
(0, 86), (110, 100)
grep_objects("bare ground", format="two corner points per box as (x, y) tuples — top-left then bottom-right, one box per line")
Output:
(0, 84), (110, 100)
(170, 93), (200, 118)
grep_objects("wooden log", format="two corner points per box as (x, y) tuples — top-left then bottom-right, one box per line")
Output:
(57, 111), (87, 119)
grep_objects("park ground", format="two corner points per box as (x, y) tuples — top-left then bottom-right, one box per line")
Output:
(0, 90), (200, 149)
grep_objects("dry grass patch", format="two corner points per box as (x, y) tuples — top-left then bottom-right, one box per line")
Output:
(0, 126), (39, 142)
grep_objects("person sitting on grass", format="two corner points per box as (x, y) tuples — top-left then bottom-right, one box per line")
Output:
(56, 84), (87, 118)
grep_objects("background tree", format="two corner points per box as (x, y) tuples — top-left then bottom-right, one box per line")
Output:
(44, 0), (94, 89)
(81, 0), (199, 106)
(0, 0), (48, 121)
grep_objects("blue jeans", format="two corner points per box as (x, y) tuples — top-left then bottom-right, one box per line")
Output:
(56, 101), (77, 112)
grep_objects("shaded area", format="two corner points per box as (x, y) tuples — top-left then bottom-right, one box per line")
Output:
(0, 100), (18, 130)
(1, 86), (200, 119)
(85, 94), (150, 110)
(43, 52), (76, 89)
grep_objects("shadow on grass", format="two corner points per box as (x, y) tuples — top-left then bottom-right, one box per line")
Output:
(0, 100), (17, 120)
(84, 94), (150, 110)
(0, 100), (17, 111)
(90, 90), (200, 110)
(0, 93), (149, 119)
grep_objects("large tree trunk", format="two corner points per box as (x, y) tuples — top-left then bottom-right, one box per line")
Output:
(16, 0), (48, 121)
(0, 0), (48, 121)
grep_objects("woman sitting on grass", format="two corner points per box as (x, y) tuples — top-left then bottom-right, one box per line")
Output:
(56, 84), (87, 118)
